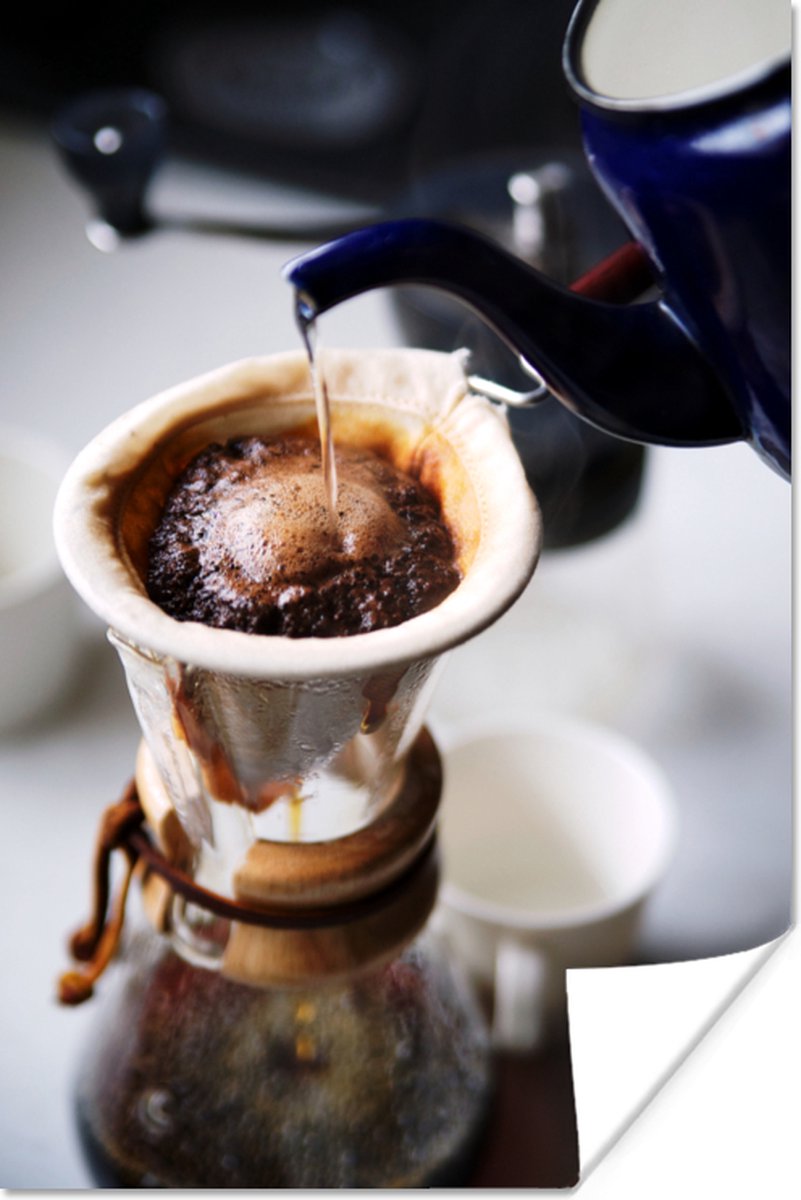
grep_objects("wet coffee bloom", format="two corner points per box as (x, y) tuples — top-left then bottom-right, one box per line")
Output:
(147, 435), (461, 637)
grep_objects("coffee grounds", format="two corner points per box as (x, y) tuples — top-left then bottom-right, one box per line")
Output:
(146, 435), (460, 637)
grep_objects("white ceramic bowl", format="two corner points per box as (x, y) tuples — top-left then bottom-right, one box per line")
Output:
(0, 425), (81, 732)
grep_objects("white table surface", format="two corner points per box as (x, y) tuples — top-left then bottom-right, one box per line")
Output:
(0, 115), (792, 1188)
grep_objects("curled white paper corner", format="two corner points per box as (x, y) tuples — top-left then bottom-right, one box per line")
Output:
(566, 935), (788, 1183)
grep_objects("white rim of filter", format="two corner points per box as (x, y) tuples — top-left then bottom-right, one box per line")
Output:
(54, 350), (542, 679)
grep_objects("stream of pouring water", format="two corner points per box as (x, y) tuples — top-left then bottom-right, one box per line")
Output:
(297, 306), (338, 515)
(292, 297), (338, 843)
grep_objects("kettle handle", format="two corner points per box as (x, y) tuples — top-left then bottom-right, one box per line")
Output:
(570, 240), (654, 303)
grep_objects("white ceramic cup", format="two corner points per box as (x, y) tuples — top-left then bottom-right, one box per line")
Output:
(435, 715), (677, 1051)
(0, 425), (81, 732)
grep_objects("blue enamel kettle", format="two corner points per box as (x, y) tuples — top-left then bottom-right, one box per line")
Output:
(285, 0), (791, 478)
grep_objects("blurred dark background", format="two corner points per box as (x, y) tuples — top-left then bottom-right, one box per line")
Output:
(0, 0), (582, 202)
(0, 0), (645, 548)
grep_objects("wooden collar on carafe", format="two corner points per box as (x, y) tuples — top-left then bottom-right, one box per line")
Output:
(136, 730), (442, 989)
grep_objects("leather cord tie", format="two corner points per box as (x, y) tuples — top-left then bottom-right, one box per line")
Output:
(57, 781), (144, 1006)
(58, 779), (437, 1005)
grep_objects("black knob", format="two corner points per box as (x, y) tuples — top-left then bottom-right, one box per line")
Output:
(51, 88), (167, 236)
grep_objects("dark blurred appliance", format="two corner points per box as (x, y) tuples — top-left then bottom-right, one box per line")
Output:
(0, 0), (582, 203)
(28, 0), (649, 547)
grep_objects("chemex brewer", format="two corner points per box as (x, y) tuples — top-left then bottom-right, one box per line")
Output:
(54, 347), (541, 1187)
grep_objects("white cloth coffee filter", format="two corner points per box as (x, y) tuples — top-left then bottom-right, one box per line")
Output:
(54, 348), (541, 844)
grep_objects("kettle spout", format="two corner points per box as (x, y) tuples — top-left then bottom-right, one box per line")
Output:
(284, 219), (742, 449)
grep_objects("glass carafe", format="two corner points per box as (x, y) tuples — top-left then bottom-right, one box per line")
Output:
(69, 729), (491, 1188)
